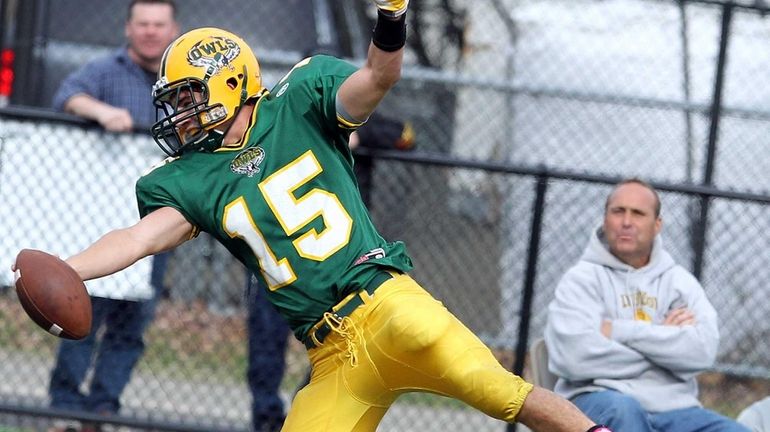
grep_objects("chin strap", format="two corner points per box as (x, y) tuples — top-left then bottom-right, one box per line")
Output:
(196, 129), (225, 153)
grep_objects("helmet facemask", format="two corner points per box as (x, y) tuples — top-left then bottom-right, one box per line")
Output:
(152, 77), (229, 156)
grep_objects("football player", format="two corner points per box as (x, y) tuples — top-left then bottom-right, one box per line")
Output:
(42, 1), (611, 430)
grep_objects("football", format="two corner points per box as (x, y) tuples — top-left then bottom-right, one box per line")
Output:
(13, 249), (92, 339)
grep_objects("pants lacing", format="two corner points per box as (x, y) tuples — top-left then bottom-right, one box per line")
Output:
(322, 312), (364, 367)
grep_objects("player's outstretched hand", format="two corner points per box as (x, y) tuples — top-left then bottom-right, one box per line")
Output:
(372, 0), (408, 18)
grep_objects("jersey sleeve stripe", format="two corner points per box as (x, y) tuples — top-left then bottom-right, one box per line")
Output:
(337, 114), (365, 129)
(334, 92), (366, 129)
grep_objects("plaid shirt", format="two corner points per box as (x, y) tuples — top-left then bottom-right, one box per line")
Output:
(52, 46), (158, 131)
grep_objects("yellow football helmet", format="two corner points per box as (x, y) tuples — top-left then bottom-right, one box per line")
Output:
(151, 27), (264, 156)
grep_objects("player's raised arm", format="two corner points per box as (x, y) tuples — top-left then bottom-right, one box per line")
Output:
(66, 206), (194, 281)
(336, 0), (408, 122)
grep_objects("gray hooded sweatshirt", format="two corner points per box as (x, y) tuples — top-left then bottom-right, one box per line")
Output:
(544, 227), (719, 412)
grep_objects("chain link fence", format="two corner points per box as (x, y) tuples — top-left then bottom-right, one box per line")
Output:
(0, 0), (769, 431)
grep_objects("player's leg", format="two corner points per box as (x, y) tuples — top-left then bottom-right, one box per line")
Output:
(281, 336), (396, 432)
(283, 273), (530, 428)
(359, 274), (532, 421)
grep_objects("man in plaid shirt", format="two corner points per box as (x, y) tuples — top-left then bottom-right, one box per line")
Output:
(48, 1), (178, 430)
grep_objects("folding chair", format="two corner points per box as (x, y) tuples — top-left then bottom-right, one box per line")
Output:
(518, 338), (559, 432)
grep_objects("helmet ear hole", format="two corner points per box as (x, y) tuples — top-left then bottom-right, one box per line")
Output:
(226, 77), (238, 90)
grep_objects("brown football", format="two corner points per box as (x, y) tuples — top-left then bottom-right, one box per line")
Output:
(14, 249), (92, 339)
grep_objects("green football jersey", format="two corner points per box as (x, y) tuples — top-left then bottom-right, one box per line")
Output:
(136, 55), (413, 340)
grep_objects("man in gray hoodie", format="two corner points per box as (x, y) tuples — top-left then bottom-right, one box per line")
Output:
(545, 178), (748, 432)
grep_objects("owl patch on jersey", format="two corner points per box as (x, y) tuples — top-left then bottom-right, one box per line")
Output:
(230, 146), (265, 177)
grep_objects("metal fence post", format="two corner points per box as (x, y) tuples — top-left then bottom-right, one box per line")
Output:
(508, 171), (549, 432)
(692, 2), (733, 279)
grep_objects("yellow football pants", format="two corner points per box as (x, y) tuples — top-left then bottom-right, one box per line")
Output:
(282, 273), (534, 431)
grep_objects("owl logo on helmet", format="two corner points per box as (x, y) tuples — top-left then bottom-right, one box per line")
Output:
(151, 28), (264, 157)
(186, 36), (241, 80)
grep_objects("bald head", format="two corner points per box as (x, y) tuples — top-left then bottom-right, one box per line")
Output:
(605, 178), (661, 218)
